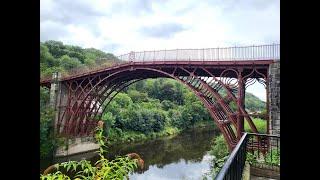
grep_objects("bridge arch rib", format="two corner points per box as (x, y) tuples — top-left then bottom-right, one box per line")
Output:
(54, 62), (270, 151)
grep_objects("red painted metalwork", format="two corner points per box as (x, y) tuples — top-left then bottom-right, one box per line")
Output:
(40, 44), (279, 150)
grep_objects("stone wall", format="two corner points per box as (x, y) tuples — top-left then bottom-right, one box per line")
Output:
(268, 60), (280, 135)
(55, 137), (99, 157)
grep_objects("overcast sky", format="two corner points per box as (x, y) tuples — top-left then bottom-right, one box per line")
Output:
(40, 0), (279, 101)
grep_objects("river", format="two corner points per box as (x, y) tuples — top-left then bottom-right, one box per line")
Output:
(41, 126), (218, 179)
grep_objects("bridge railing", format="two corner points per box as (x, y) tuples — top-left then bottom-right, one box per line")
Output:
(118, 44), (280, 61)
(215, 133), (248, 180)
(40, 44), (279, 82)
(215, 133), (280, 180)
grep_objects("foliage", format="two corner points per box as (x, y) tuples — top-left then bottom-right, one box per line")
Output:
(245, 93), (266, 112)
(40, 87), (55, 158)
(265, 149), (280, 166)
(244, 118), (267, 133)
(246, 148), (280, 166)
(246, 151), (258, 165)
(40, 126), (139, 180)
(100, 78), (265, 145)
(40, 40), (120, 77)
(206, 135), (230, 178)
(210, 135), (229, 159)
(40, 171), (71, 180)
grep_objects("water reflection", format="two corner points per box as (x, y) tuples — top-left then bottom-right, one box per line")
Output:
(130, 153), (214, 180)
(44, 126), (218, 179)
(108, 127), (217, 179)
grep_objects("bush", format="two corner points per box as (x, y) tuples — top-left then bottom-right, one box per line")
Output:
(206, 135), (230, 178)
(210, 135), (229, 159)
(121, 108), (166, 134)
(246, 148), (280, 166)
(40, 126), (141, 180)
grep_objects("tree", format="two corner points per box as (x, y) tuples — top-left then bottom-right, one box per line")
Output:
(128, 90), (148, 103)
(59, 55), (81, 71)
(112, 93), (133, 108)
(40, 87), (55, 158)
(40, 43), (60, 72)
(161, 100), (175, 111)
(44, 40), (66, 58)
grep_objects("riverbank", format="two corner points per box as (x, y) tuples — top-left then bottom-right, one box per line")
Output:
(105, 120), (217, 146)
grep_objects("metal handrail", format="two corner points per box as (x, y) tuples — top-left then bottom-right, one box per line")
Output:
(117, 44), (280, 61)
(215, 132), (280, 179)
(247, 132), (280, 138)
(215, 133), (248, 180)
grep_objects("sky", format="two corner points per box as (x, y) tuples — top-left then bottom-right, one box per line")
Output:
(40, 0), (279, 101)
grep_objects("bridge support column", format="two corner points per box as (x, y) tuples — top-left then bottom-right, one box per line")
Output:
(237, 69), (245, 139)
(49, 72), (62, 137)
(49, 73), (100, 157)
(268, 61), (280, 135)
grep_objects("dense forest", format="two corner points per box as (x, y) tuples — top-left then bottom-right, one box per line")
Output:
(40, 40), (266, 158)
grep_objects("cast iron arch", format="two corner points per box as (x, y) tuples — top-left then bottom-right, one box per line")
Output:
(56, 65), (267, 150)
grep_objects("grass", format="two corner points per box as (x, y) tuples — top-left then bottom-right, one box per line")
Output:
(106, 120), (215, 145)
(231, 118), (267, 134)
(244, 118), (267, 133)
(107, 126), (181, 144)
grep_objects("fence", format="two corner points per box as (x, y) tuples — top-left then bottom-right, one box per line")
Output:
(117, 44), (280, 61)
(215, 132), (280, 180)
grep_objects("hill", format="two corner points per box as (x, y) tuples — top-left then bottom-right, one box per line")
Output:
(40, 40), (120, 78)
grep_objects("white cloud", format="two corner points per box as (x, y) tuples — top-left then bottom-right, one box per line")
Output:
(41, 0), (279, 53)
(40, 0), (279, 99)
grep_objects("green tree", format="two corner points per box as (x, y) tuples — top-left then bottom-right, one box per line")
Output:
(44, 40), (66, 58)
(128, 90), (148, 103)
(40, 87), (55, 158)
(59, 55), (81, 71)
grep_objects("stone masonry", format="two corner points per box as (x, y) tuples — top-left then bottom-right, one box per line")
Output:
(268, 60), (280, 135)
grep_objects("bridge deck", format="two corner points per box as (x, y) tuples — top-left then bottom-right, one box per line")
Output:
(40, 60), (274, 85)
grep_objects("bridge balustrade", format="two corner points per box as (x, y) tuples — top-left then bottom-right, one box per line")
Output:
(117, 44), (280, 62)
(40, 44), (280, 82)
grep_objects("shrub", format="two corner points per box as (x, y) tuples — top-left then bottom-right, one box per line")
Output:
(210, 135), (229, 159)
(207, 135), (230, 178)
(40, 126), (142, 180)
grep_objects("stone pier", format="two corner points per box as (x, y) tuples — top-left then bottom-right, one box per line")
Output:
(268, 60), (280, 136)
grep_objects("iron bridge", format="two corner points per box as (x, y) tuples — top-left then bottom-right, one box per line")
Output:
(40, 44), (280, 150)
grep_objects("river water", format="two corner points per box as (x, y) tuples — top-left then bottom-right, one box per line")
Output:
(41, 127), (218, 179)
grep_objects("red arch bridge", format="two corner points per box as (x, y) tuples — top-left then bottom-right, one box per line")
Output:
(40, 44), (280, 150)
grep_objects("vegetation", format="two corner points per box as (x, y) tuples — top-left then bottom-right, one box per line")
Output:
(230, 118), (267, 135)
(244, 93), (266, 112)
(204, 135), (229, 179)
(244, 118), (267, 133)
(210, 135), (229, 160)
(40, 87), (55, 159)
(40, 126), (141, 180)
(206, 134), (280, 179)
(246, 148), (280, 166)
(40, 40), (119, 78)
